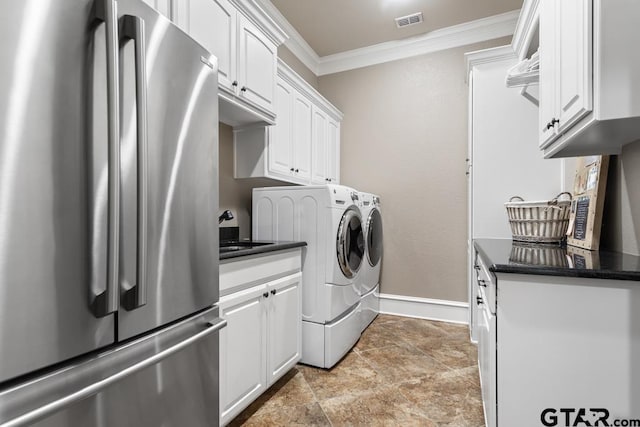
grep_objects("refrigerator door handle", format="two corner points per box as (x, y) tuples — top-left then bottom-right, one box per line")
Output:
(120, 14), (148, 311)
(92, 0), (121, 318)
(0, 317), (227, 427)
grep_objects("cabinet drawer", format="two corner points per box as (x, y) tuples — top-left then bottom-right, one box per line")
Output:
(220, 249), (302, 296)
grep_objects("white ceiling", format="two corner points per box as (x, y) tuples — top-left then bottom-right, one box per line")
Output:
(269, 0), (524, 57)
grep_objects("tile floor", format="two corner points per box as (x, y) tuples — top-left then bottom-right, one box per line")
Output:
(229, 314), (484, 426)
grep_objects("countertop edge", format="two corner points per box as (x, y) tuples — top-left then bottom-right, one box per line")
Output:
(473, 239), (640, 282)
(219, 241), (307, 260)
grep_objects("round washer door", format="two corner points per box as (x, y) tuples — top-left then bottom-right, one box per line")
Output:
(337, 208), (364, 278)
(366, 208), (383, 267)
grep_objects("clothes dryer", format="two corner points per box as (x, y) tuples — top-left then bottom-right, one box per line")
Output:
(252, 185), (365, 368)
(358, 192), (383, 331)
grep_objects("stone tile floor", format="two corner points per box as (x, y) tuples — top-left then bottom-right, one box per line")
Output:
(229, 315), (484, 426)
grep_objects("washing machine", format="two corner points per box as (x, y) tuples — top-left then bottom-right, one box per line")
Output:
(358, 192), (383, 332)
(252, 185), (365, 368)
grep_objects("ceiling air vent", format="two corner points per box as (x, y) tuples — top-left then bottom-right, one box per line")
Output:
(395, 12), (423, 28)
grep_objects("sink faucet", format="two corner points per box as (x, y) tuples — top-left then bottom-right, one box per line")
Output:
(218, 210), (234, 224)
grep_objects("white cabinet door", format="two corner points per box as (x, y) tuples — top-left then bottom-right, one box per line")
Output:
(292, 91), (313, 182)
(267, 273), (302, 385)
(178, 0), (236, 93)
(539, 0), (593, 148)
(327, 118), (340, 184)
(311, 107), (328, 184)
(538, 0), (559, 148)
(219, 285), (267, 425)
(269, 79), (294, 178)
(478, 305), (496, 427)
(237, 14), (277, 113)
(557, 0), (592, 133)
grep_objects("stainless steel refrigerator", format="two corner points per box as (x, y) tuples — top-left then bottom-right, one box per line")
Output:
(0, 0), (224, 425)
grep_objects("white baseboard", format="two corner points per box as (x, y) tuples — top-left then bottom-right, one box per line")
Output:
(378, 293), (469, 324)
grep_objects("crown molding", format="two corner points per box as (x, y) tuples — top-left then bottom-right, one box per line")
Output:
(317, 9), (520, 76)
(511, 0), (540, 60)
(253, 0), (320, 74)
(465, 45), (517, 75)
(232, 0), (289, 45)
(253, 3), (520, 77)
(277, 59), (343, 120)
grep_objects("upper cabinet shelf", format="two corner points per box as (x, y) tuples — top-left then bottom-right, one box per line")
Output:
(513, 0), (640, 158)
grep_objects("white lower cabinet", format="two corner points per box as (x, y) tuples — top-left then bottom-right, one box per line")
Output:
(474, 244), (640, 426)
(219, 285), (267, 425)
(219, 250), (302, 426)
(267, 275), (302, 383)
(477, 300), (496, 427)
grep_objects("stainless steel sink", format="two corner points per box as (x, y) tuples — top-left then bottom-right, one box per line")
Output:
(219, 241), (273, 253)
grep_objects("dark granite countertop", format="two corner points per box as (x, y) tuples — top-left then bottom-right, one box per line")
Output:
(219, 240), (306, 260)
(474, 238), (640, 281)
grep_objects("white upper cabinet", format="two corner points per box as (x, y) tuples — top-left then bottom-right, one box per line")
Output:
(237, 14), (278, 113)
(532, 0), (640, 157)
(268, 79), (294, 179)
(311, 109), (340, 185)
(234, 59), (343, 186)
(327, 118), (340, 184)
(178, 0), (237, 91)
(311, 107), (328, 185)
(539, 0), (592, 149)
(537, 0), (559, 147)
(173, 0), (286, 127)
(556, 0), (592, 133)
(291, 90), (313, 182)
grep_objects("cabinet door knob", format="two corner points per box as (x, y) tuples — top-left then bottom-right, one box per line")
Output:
(478, 279), (487, 288)
(270, 289), (277, 295)
(476, 296), (483, 306)
(263, 292), (269, 298)
(295, 169), (299, 173)
(241, 86), (247, 92)
(290, 168), (295, 172)
(232, 80), (238, 87)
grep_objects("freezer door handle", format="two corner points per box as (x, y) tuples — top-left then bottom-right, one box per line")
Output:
(92, 0), (121, 318)
(0, 316), (227, 427)
(120, 14), (148, 311)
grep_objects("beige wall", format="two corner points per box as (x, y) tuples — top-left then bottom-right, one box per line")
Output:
(218, 123), (278, 239)
(278, 45), (319, 89)
(601, 141), (640, 255)
(318, 37), (510, 302)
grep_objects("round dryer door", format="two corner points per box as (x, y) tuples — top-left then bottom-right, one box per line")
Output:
(337, 208), (364, 278)
(366, 208), (383, 267)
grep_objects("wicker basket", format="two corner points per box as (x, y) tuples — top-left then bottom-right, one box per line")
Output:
(505, 192), (572, 243)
